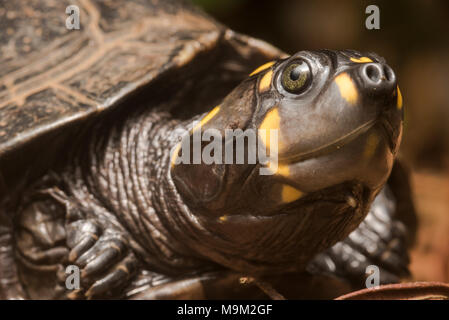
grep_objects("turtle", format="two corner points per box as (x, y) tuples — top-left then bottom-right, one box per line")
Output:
(0, 0), (416, 300)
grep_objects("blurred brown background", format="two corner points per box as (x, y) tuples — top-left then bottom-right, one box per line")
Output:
(194, 0), (449, 283)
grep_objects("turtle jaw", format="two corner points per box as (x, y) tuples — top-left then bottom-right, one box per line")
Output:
(259, 57), (403, 201)
(280, 109), (402, 167)
(269, 118), (398, 197)
(278, 118), (378, 165)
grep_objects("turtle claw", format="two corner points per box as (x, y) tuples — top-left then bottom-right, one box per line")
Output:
(66, 289), (84, 300)
(85, 253), (138, 299)
(68, 234), (98, 262)
(65, 220), (137, 299)
(67, 220), (101, 262)
(81, 241), (124, 278)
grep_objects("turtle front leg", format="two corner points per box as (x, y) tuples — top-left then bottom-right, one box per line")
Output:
(38, 184), (140, 299)
(64, 219), (139, 299)
(16, 182), (139, 299)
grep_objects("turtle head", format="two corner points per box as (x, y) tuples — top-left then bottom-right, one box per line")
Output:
(169, 49), (403, 273)
(250, 49), (403, 201)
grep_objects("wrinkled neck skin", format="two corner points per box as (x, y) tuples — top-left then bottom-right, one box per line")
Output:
(66, 109), (214, 275)
(68, 107), (373, 277)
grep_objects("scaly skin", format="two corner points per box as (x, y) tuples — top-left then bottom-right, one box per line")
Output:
(3, 49), (410, 299)
(11, 107), (214, 299)
(5, 105), (410, 299)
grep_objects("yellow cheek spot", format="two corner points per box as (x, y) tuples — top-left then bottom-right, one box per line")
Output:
(350, 57), (373, 63)
(193, 105), (220, 132)
(250, 61), (275, 76)
(170, 143), (182, 167)
(335, 73), (358, 105)
(397, 85), (403, 109)
(259, 70), (273, 93)
(259, 107), (281, 152)
(175, 106), (220, 167)
(219, 215), (228, 222)
(281, 185), (304, 203)
(266, 162), (290, 176)
(277, 164), (290, 176)
(363, 132), (379, 159)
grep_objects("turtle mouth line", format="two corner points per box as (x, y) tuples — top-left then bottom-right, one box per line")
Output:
(281, 118), (379, 165)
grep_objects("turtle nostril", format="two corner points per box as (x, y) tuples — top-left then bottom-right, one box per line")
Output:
(360, 63), (397, 93)
(365, 64), (381, 83)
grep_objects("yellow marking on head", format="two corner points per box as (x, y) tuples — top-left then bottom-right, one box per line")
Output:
(363, 132), (379, 159)
(350, 57), (373, 63)
(219, 215), (228, 222)
(170, 143), (181, 168)
(259, 69), (273, 93)
(193, 105), (220, 132)
(172, 106), (220, 167)
(277, 164), (290, 177)
(281, 185), (304, 203)
(397, 85), (403, 109)
(266, 162), (290, 176)
(259, 107), (281, 152)
(250, 61), (275, 76)
(335, 73), (358, 105)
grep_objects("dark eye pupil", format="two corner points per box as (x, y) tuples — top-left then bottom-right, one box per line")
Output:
(290, 68), (301, 81)
(281, 60), (311, 94)
(289, 63), (304, 81)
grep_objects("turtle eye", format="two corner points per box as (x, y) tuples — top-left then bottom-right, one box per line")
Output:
(281, 60), (312, 94)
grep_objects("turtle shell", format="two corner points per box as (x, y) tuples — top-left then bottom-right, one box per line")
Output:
(0, 0), (283, 191)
